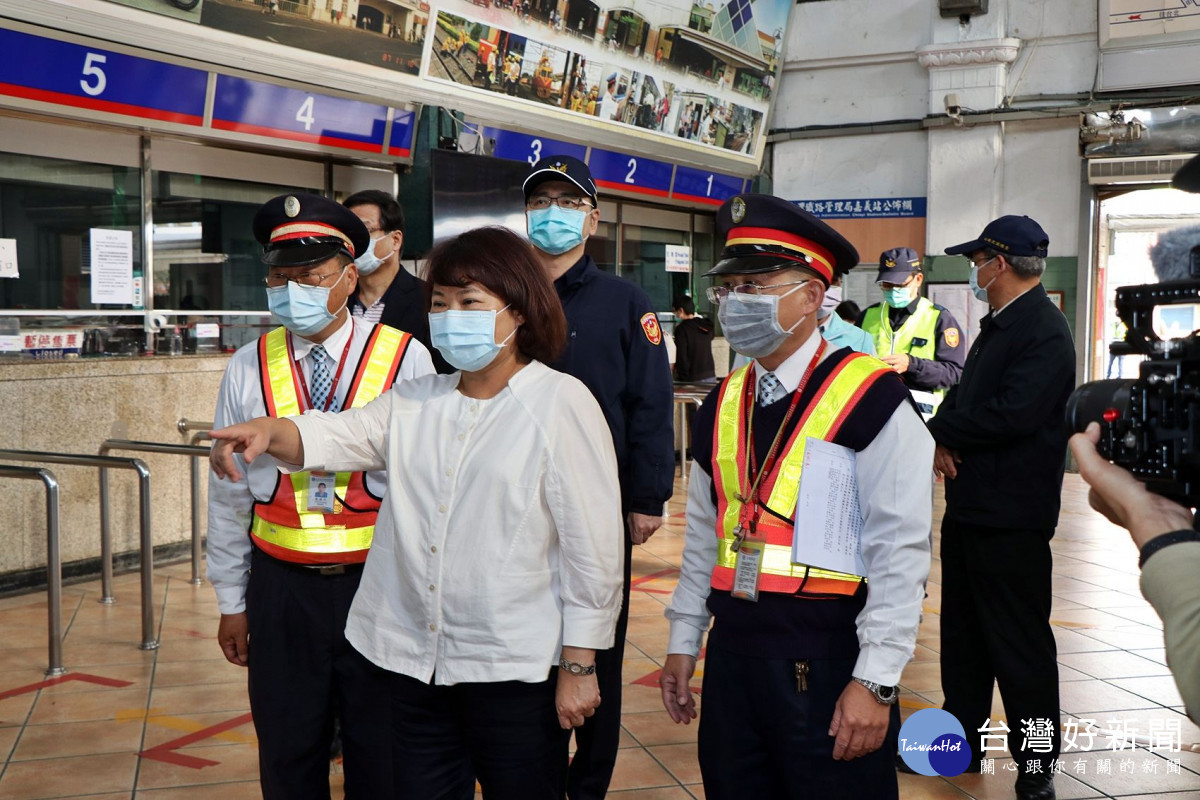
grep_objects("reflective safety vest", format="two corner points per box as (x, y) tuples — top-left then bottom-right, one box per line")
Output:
(711, 352), (891, 596)
(861, 296), (945, 415)
(250, 324), (410, 565)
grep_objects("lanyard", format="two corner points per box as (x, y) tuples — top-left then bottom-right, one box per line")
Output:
(737, 340), (826, 532)
(287, 326), (354, 413)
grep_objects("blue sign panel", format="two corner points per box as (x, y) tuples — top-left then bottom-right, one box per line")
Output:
(794, 197), (928, 219)
(388, 109), (416, 158)
(477, 127), (587, 166)
(587, 148), (672, 198)
(0, 27), (206, 125)
(212, 75), (388, 154)
(671, 166), (744, 206)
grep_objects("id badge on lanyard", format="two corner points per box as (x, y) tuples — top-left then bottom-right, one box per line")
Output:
(307, 471), (336, 513)
(730, 512), (766, 603)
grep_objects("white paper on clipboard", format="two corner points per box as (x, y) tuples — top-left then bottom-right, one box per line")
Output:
(792, 437), (866, 577)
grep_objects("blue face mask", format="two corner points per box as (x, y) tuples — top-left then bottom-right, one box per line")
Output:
(266, 267), (346, 338)
(969, 257), (997, 302)
(882, 285), (914, 308)
(429, 306), (516, 372)
(527, 206), (586, 255)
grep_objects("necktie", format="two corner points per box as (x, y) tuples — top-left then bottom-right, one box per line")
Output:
(758, 371), (784, 406)
(310, 345), (340, 412)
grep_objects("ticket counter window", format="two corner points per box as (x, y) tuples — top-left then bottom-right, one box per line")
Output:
(0, 153), (142, 311)
(619, 211), (690, 312)
(151, 172), (320, 313)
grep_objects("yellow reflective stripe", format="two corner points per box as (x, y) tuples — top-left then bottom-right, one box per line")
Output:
(766, 356), (888, 512)
(716, 537), (860, 582)
(351, 327), (406, 409)
(289, 470), (354, 528)
(251, 515), (373, 553)
(263, 327), (300, 418)
(715, 366), (751, 543)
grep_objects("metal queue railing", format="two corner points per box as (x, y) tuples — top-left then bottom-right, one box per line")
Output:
(99, 440), (212, 587)
(0, 464), (65, 676)
(0, 449), (158, 651)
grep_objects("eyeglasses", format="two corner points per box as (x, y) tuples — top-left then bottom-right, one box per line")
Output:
(526, 194), (594, 211)
(264, 264), (347, 288)
(706, 279), (809, 305)
(879, 276), (916, 291)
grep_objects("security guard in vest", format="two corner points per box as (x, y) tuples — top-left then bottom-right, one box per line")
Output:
(206, 193), (435, 799)
(859, 247), (965, 418)
(660, 195), (933, 800)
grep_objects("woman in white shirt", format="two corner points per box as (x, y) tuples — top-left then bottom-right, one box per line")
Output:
(210, 226), (624, 799)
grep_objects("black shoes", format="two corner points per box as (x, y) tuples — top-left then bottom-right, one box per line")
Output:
(1015, 772), (1056, 800)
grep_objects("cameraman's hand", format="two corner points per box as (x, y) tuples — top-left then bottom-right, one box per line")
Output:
(1070, 422), (1195, 549)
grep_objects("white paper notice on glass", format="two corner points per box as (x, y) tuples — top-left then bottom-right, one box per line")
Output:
(89, 228), (134, 304)
(0, 239), (17, 278)
(664, 244), (691, 273)
(792, 437), (866, 578)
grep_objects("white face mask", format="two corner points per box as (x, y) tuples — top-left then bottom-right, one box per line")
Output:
(969, 257), (997, 302)
(354, 235), (393, 276)
(819, 285), (842, 320)
(717, 282), (808, 359)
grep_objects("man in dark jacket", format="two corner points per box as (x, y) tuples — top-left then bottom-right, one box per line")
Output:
(928, 215), (1075, 800)
(672, 294), (716, 382)
(343, 190), (452, 373)
(524, 155), (675, 800)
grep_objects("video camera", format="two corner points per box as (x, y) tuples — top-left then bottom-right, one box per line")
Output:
(1067, 243), (1200, 504)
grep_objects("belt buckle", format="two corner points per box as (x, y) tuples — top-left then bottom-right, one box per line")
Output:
(316, 564), (347, 576)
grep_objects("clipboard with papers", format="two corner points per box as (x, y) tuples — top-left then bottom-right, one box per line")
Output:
(791, 437), (867, 577)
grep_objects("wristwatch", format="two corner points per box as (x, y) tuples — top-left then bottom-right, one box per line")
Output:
(559, 657), (597, 676)
(853, 677), (898, 705)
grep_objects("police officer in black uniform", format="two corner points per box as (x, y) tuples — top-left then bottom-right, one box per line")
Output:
(858, 247), (965, 417)
(523, 155), (675, 800)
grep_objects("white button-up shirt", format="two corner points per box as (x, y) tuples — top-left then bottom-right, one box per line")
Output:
(291, 360), (625, 685)
(665, 329), (933, 686)
(206, 315), (435, 614)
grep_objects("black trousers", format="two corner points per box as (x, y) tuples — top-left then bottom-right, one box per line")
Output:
(245, 550), (392, 800)
(939, 519), (1061, 775)
(567, 534), (633, 800)
(697, 645), (900, 800)
(389, 670), (568, 800)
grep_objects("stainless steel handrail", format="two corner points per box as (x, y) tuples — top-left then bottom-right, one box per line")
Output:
(176, 418), (213, 436)
(673, 392), (707, 483)
(0, 449), (158, 651)
(0, 465), (65, 676)
(100, 440), (211, 587)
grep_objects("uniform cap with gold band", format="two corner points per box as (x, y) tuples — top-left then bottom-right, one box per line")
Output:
(252, 192), (370, 268)
(705, 194), (860, 286)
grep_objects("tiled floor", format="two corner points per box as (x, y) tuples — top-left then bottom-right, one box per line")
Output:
(0, 473), (1198, 798)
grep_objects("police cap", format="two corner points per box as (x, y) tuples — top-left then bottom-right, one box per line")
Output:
(523, 155), (598, 203)
(253, 193), (370, 268)
(945, 215), (1049, 259)
(706, 194), (859, 286)
(877, 247), (922, 284)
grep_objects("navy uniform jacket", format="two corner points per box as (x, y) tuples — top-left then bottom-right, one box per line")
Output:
(349, 267), (453, 374)
(551, 255), (675, 516)
(927, 284), (1075, 530)
(859, 298), (965, 392)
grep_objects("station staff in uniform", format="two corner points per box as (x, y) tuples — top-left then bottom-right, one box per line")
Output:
(524, 155), (675, 800)
(660, 194), (932, 800)
(859, 247), (965, 417)
(206, 193), (435, 800)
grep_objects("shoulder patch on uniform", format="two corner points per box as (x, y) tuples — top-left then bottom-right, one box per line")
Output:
(944, 328), (960, 348)
(640, 312), (662, 346)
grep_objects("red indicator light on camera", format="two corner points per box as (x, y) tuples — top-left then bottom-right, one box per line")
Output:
(1103, 408), (1120, 423)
